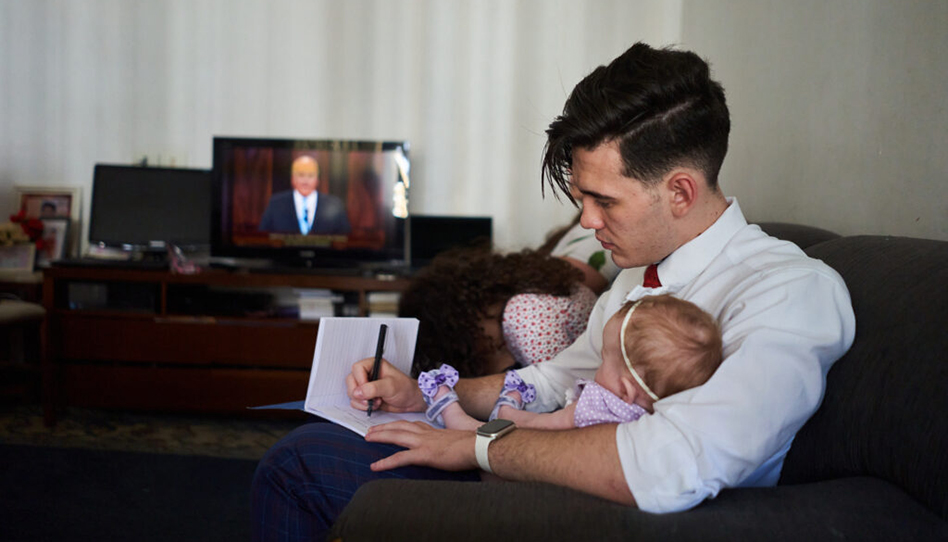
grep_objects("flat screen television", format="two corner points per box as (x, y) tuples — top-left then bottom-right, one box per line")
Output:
(89, 164), (212, 250)
(211, 136), (409, 270)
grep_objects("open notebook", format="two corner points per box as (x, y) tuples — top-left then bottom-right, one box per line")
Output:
(300, 317), (430, 436)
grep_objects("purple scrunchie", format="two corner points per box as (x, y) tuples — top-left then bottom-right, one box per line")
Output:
(502, 371), (537, 404)
(418, 364), (460, 399)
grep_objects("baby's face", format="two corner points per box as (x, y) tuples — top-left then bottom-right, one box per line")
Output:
(594, 310), (630, 399)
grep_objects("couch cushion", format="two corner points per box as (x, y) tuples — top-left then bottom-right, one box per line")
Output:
(755, 222), (840, 249)
(332, 477), (948, 541)
(780, 236), (948, 522)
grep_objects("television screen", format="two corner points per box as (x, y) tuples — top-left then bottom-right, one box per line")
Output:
(89, 164), (212, 249)
(212, 137), (409, 269)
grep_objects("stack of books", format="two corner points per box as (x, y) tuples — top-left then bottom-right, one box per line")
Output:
(296, 289), (344, 321)
(366, 291), (401, 318)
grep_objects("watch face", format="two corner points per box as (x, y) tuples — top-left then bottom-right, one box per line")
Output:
(477, 419), (515, 437)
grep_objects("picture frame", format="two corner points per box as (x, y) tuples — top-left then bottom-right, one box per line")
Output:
(15, 185), (82, 258)
(0, 243), (36, 273)
(36, 217), (70, 267)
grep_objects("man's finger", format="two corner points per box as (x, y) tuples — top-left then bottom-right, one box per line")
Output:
(355, 380), (379, 403)
(365, 420), (427, 438)
(345, 373), (358, 397)
(349, 397), (369, 411)
(357, 378), (401, 408)
(350, 358), (375, 387)
(370, 450), (414, 472)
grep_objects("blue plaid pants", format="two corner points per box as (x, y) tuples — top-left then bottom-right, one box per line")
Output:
(251, 421), (479, 541)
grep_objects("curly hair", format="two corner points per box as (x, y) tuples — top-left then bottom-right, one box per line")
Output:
(398, 247), (583, 377)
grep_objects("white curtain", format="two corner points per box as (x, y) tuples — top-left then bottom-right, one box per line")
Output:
(0, 0), (680, 252)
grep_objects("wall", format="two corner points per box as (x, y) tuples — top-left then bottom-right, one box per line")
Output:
(682, 0), (947, 239)
(2, 0), (945, 255)
(0, 0), (677, 253)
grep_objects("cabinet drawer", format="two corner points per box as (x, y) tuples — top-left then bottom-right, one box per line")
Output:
(58, 315), (318, 368)
(63, 365), (311, 413)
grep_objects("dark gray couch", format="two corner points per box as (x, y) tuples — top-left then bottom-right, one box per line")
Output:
(330, 226), (948, 542)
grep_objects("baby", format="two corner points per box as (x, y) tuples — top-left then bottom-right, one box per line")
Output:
(418, 294), (723, 432)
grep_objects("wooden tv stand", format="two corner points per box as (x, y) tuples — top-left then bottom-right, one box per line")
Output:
(41, 265), (411, 425)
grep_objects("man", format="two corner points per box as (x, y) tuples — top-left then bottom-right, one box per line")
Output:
(251, 43), (855, 538)
(258, 155), (351, 235)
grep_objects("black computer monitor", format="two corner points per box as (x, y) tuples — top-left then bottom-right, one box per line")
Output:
(408, 215), (492, 270)
(89, 164), (212, 250)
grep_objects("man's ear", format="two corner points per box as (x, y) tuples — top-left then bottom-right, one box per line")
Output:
(662, 168), (698, 218)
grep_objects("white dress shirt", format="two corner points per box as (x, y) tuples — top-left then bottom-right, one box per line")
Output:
(516, 198), (856, 513)
(293, 191), (318, 233)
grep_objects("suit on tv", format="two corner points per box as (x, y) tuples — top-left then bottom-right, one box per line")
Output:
(258, 190), (352, 235)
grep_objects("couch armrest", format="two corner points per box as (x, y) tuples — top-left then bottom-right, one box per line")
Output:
(330, 477), (948, 542)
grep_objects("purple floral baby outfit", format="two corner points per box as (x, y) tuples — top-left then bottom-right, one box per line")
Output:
(572, 379), (648, 428)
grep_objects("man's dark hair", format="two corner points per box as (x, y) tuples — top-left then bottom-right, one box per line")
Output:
(542, 42), (730, 201)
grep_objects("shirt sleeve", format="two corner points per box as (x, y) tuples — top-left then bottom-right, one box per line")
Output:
(617, 266), (856, 512)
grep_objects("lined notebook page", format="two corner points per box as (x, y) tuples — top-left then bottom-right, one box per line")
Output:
(303, 317), (429, 436)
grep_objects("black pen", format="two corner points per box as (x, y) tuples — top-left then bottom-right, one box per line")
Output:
(366, 323), (388, 417)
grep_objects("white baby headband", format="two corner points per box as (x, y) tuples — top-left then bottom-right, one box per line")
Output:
(620, 299), (660, 402)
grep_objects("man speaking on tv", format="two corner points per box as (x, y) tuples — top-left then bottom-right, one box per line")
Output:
(258, 155), (352, 235)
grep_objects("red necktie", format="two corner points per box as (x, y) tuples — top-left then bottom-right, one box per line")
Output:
(643, 264), (661, 288)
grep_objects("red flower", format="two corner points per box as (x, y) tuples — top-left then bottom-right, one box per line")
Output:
(10, 209), (45, 242)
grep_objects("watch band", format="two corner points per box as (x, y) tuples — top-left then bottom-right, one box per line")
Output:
(475, 420), (515, 474)
(475, 432), (494, 473)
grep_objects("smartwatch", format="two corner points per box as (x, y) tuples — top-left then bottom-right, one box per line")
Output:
(475, 419), (516, 474)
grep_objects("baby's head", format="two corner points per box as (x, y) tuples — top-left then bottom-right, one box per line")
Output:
(598, 294), (723, 412)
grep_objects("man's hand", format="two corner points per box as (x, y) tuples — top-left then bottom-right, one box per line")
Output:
(365, 418), (635, 505)
(346, 357), (426, 414)
(365, 421), (477, 472)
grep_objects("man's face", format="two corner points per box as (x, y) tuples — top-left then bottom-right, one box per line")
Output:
(291, 158), (319, 197)
(571, 142), (675, 269)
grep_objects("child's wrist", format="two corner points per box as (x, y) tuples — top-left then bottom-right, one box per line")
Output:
(433, 385), (453, 401)
(497, 404), (518, 418)
(489, 370), (537, 421)
(418, 364), (461, 427)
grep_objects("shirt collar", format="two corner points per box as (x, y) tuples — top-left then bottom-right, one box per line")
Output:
(294, 190), (318, 207)
(652, 197), (746, 293)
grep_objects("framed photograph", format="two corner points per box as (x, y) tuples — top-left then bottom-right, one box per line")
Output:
(0, 243), (36, 273)
(36, 218), (70, 267)
(15, 185), (82, 258)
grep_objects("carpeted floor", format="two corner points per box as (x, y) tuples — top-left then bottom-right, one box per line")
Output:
(0, 404), (306, 459)
(0, 404), (314, 541)
(1, 444), (260, 541)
